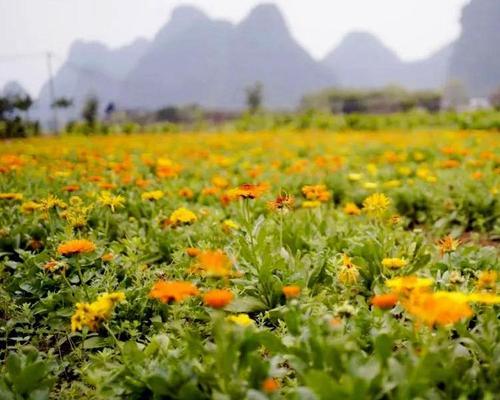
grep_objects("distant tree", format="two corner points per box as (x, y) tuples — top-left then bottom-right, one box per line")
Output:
(105, 102), (116, 120)
(246, 82), (263, 114)
(14, 95), (33, 120)
(52, 97), (73, 110)
(442, 80), (468, 111)
(82, 96), (99, 127)
(156, 106), (181, 123)
(489, 87), (500, 110)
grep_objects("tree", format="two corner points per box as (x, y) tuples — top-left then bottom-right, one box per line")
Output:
(246, 82), (263, 114)
(442, 80), (468, 111)
(489, 87), (500, 110)
(52, 97), (73, 110)
(81, 96), (99, 127)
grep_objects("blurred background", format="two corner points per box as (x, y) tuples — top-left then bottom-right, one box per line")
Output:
(1, 0), (500, 136)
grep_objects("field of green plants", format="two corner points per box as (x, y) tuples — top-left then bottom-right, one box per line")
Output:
(0, 130), (499, 399)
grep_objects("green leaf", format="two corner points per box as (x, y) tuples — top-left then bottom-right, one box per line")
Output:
(224, 297), (267, 313)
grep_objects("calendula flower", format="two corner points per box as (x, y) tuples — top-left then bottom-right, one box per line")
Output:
(141, 190), (164, 201)
(467, 292), (500, 304)
(437, 235), (461, 256)
(186, 247), (201, 257)
(267, 193), (294, 211)
(226, 183), (268, 200)
(101, 253), (114, 262)
(20, 201), (41, 213)
(169, 207), (197, 226)
(382, 258), (408, 269)
(178, 187), (194, 199)
(385, 276), (433, 295)
(370, 293), (398, 309)
(203, 289), (234, 309)
(43, 260), (67, 273)
(403, 290), (473, 327)
(71, 292), (125, 332)
(343, 202), (361, 215)
(222, 219), (239, 232)
(226, 313), (254, 327)
(301, 184), (331, 202)
(476, 270), (497, 290)
(0, 192), (23, 201)
(58, 239), (96, 256)
(338, 254), (360, 285)
(282, 285), (301, 299)
(149, 280), (199, 303)
(192, 250), (233, 278)
(97, 191), (125, 212)
(262, 378), (280, 394)
(63, 184), (80, 192)
(362, 193), (390, 216)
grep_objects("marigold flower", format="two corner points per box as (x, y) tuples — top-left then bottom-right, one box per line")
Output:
(282, 285), (301, 299)
(149, 280), (199, 303)
(385, 276), (433, 295)
(227, 183), (268, 200)
(101, 253), (114, 262)
(222, 219), (239, 232)
(476, 270), (497, 290)
(467, 292), (500, 304)
(371, 293), (398, 309)
(203, 289), (234, 309)
(97, 191), (125, 212)
(437, 235), (461, 256)
(63, 184), (80, 192)
(169, 207), (197, 225)
(301, 184), (331, 202)
(403, 290), (473, 327)
(338, 254), (360, 285)
(192, 250), (233, 278)
(226, 313), (254, 327)
(71, 292), (125, 332)
(382, 258), (408, 269)
(186, 247), (201, 257)
(141, 190), (164, 201)
(343, 202), (361, 215)
(178, 187), (194, 199)
(262, 378), (280, 394)
(58, 239), (96, 256)
(302, 200), (321, 208)
(20, 201), (41, 213)
(267, 193), (294, 211)
(0, 192), (23, 201)
(362, 193), (390, 216)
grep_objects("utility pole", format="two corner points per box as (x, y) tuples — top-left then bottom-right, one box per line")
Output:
(46, 51), (59, 133)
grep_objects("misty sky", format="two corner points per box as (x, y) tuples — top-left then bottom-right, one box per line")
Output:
(0, 0), (469, 96)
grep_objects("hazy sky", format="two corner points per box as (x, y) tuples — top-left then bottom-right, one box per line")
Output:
(0, 0), (469, 96)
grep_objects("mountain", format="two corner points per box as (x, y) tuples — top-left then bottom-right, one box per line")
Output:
(36, 38), (149, 122)
(322, 31), (452, 90)
(2, 81), (30, 97)
(122, 4), (336, 109)
(448, 0), (500, 96)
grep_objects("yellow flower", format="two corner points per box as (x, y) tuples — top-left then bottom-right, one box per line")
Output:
(382, 258), (408, 269)
(362, 193), (390, 216)
(169, 207), (197, 225)
(222, 219), (239, 232)
(343, 202), (361, 215)
(385, 276), (433, 294)
(20, 201), (41, 213)
(226, 314), (254, 327)
(71, 292), (125, 332)
(338, 254), (360, 285)
(476, 270), (497, 290)
(302, 200), (321, 208)
(141, 190), (164, 201)
(0, 192), (23, 201)
(97, 191), (125, 212)
(348, 173), (363, 182)
(437, 235), (461, 256)
(467, 292), (500, 304)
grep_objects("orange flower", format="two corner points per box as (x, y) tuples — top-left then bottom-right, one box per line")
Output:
(63, 184), (80, 192)
(267, 193), (294, 211)
(192, 250), (233, 277)
(437, 235), (461, 256)
(262, 378), (280, 394)
(282, 285), (301, 299)
(203, 289), (234, 308)
(57, 239), (96, 256)
(371, 293), (398, 309)
(186, 247), (201, 257)
(101, 253), (114, 262)
(149, 280), (199, 303)
(343, 202), (361, 215)
(227, 183), (268, 200)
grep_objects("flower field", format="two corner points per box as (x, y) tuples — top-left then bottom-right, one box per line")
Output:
(0, 130), (499, 399)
